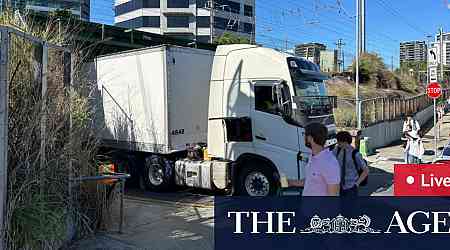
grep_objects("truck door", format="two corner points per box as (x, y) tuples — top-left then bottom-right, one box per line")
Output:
(251, 80), (300, 180)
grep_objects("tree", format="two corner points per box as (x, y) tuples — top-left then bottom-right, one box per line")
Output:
(351, 52), (405, 90)
(214, 32), (250, 45)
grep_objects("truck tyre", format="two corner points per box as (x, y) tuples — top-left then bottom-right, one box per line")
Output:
(237, 163), (278, 196)
(142, 155), (173, 191)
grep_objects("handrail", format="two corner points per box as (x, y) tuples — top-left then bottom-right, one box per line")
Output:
(72, 172), (130, 233)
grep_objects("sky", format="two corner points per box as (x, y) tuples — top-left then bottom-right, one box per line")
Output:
(90, 0), (450, 68)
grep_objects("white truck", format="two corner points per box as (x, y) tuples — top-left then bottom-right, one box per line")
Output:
(95, 44), (337, 196)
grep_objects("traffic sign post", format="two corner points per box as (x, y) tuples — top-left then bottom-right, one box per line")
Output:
(427, 82), (442, 159)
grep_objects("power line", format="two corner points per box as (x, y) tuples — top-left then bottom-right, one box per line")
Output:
(374, 0), (428, 36)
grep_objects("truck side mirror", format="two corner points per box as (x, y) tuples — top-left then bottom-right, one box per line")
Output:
(273, 82), (293, 118)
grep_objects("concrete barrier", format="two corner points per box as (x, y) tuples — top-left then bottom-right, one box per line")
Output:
(361, 105), (434, 149)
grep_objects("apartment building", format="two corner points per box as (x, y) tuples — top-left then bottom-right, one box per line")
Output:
(0, 0), (90, 21)
(399, 40), (427, 64)
(295, 43), (326, 65)
(114, 0), (255, 43)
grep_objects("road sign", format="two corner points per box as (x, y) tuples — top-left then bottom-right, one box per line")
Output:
(429, 66), (438, 82)
(428, 47), (438, 67)
(427, 82), (442, 99)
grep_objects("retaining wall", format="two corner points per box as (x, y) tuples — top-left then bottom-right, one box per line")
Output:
(361, 105), (434, 149)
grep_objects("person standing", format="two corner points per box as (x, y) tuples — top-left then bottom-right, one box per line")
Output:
(405, 127), (424, 164)
(402, 115), (420, 163)
(333, 131), (369, 197)
(288, 123), (340, 196)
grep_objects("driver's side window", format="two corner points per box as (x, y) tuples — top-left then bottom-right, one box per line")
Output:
(255, 85), (279, 115)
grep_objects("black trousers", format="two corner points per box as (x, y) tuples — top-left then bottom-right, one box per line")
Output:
(340, 185), (358, 197)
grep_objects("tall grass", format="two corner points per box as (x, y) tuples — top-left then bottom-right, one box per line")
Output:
(1, 10), (107, 249)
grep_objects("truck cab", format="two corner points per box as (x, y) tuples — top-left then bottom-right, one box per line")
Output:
(206, 45), (337, 196)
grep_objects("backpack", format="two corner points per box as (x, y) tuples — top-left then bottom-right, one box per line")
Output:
(336, 147), (368, 187)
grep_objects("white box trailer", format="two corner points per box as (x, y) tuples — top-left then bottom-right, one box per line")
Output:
(96, 45), (214, 154)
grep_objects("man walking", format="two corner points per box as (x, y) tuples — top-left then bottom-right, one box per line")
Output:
(333, 131), (369, 197)
(288, 123), (340, 196)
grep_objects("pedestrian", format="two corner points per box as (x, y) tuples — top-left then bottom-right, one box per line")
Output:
(288, 123), (341, 196)
(402, 115), (420, 163)
(333, 131), (369, 197)
(405, 126), (424, 164)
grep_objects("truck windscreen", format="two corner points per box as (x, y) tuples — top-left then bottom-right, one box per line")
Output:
(287, 57), (335, 126)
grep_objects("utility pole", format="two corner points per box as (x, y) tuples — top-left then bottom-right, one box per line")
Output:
(440, 27), (445, 84)
(358, 0), (366, 53)
(285, 35), (289, 52)
(391, 56), (394, 72)
(336, 39), (345, 72)
(210, 0), (215, 43)
(355, 0), (364, 129)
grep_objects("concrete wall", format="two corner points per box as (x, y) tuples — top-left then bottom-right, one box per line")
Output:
(361, 105), (434, 149)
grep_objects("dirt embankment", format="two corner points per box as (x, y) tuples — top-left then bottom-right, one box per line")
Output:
(327, 76), (423, 100)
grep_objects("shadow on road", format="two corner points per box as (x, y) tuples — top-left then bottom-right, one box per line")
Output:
(359, 166), (393, 196)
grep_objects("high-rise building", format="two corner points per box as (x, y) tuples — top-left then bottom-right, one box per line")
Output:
(0, 0), (90, 21)
(114, 0), (256, 44)
(399, 41), (427, 65)
(294, 43), (326, 65)
(319, 50), (338, 73)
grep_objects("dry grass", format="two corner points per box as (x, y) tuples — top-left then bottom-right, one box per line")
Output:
(1, 10), (109, 249)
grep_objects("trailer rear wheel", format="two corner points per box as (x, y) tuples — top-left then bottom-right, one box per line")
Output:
(237, 163), (277, 196)
(142, 155), (173, 191)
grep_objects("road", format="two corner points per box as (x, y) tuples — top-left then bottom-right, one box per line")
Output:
(71, 113), (450, 250)
(70, 188), (215, 250)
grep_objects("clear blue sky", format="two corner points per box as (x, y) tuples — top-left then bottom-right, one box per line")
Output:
(90, 0), (450, 68)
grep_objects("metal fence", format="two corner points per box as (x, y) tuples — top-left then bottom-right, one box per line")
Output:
(334, 89), (450, 128)
(0, 25), (73, 248)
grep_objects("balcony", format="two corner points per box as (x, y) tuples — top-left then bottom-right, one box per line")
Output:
(161, 8), (195, 15)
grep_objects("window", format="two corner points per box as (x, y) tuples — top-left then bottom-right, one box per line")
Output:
(143, 16), (160, 27)
(167, 16), (190, 28)
(214, 17), (238, 32)
(244, 5), (253, 17)
(116, 16), (160, 28)
(115, 0), (159, 16)
(215, 0), (240, 14)
(167, 0), (190, 8)
(255, 86), (279, 115)
(224, 117), (253, 142)
(197, 16), (210, 28)
(196, 35), (211, 43)
(243, 23), (253, 34)
(196, 0), (208, 8)
(116, 17), (143, 28)
(144, 0), (160, 8)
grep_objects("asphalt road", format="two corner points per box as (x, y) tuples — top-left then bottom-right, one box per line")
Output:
(71, 113), (450, 249)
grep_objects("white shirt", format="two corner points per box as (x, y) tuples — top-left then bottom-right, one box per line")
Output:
(403, 119), (420, 133)
(406, 131), (424, 159)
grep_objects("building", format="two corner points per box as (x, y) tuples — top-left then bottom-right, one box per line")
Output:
(399, 40), (427, 65)
(319, 50), (338, 73)
(294, 43), (326, 65)
(114, 0), (256, 44)
(0, 0), (90, 21)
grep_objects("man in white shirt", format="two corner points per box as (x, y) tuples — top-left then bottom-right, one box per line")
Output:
(402, 115), (420, 163)
(288, 123), (340, 196)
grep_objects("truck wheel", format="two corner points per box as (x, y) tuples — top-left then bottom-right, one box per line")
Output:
(237, 164), (278, 196)
(142, 155), (173, 191)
